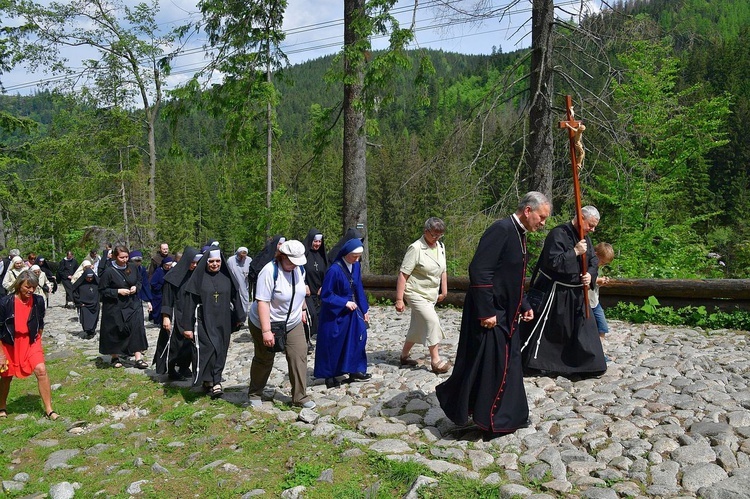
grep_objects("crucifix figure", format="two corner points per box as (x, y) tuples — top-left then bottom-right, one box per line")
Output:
(558, 96), (590, 317)
(313, 261), (319, 271)
(559, 105), (586, 170)
(213, 291), (220, 303)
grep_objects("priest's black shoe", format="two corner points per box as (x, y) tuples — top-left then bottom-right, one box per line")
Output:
(168, 370), (187, 381)
(325, 377), (340, 389)
(348, 372), (372, 382)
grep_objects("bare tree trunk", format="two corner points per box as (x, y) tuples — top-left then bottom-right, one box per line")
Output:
(146, 109), (157, 243)
(527, 0), (555, 198)
(343, 0), (370, 272)
(0, 207), (6, 251)
(266, 57), (273, 239)
(120, 149), (130, 248)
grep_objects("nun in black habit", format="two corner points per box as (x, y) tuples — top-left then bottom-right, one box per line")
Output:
(72, 268), (100, 339)
(98, 245), (149, 369)
(248, 235), (285, 294)
(180, 248), (245, 398)
(154, 247), (199, 380)
(302, 228), (329, 344)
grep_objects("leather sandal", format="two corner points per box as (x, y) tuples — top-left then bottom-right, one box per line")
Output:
(431, 359), (452, 374)
(0, 408), (7, 418)
(110, 357), (123, 368)
(399, 356), (418, 367)
(46, 410), (59, 421)
(210, 384), (224, 399)
(133, 359), (148, 370)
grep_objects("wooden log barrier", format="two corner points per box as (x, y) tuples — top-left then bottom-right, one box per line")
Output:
(362, 275), (750, 311)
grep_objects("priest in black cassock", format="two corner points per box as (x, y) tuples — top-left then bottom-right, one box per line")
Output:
(520, 205), (607, 377)
(302, 228), (329, 344)
(155, 247), (200, 381)
(72, 268), (100, 339)
(436, 192), (551, 440)
(180, 247), (245, 398)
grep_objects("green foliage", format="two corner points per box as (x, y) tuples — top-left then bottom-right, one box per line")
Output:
(418, 474), (501, 498)
(281, 462), (324, 489)
(1, 0), (749, 278)
(590, 18), (731, 278)
(608, 296), (750, 330)
(368, 454), (430, 486)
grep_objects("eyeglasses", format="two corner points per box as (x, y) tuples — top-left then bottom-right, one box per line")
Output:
(426, 229), (444, 240)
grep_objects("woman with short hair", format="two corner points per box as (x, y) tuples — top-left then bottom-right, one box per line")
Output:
(395, 217), (451, 374)
(247, 240), (314, 408)
(0, 270), (58, 420)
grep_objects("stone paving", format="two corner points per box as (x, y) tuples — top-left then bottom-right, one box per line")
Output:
(17, 291), (750, 497)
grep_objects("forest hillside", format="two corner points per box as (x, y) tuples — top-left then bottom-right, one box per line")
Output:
(0, 0), (748, 278)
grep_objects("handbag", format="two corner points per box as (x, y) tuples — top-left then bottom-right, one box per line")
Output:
(268, 320), (288, 353)
(266, 263), (296, 353)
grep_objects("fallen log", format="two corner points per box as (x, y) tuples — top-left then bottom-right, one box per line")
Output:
(362, 275), (750, 311)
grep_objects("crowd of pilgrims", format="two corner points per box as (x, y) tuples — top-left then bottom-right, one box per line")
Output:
(1, 197), (608, 437)
(0, 228), (373, 410)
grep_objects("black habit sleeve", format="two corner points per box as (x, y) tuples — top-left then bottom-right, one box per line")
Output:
(468, 221), (509, 322)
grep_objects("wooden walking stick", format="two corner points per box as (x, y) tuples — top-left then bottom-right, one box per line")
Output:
(558, 95), (590, 318)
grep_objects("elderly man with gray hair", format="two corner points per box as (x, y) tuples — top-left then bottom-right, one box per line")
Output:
(520, 205), (607, 378)
(437, 191), (551, 440)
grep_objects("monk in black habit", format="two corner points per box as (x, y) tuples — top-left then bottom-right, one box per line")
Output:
(436, 192), (551, 440)
(181, 248), (245, 398)
(520, 205), (607, 377)
(72, 268), (100, 339)
(155, 247), (199, 381)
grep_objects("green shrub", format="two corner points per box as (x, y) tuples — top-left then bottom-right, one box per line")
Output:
(608, 296), (750, 330)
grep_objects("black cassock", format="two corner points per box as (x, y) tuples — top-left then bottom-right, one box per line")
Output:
(98, 262), (148, 356)
(72, 271), (100, 334)
(181, 256), (245, 386)
(520, 222), (606, 376)
(303, 228), (329, 338)
(436, 216), (530, 434)
(154, 247), (198, 375)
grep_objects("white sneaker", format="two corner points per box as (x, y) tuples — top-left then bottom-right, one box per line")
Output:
(301, 400), (316, 409)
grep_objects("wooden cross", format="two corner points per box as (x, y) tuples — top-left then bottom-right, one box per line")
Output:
(559, 95), (589, 318)
(213, 291), (220, 303)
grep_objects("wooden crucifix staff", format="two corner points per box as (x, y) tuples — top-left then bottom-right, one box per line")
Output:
(558, 95), (590, 318)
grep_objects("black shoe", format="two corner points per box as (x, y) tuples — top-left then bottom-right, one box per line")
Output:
(177, 367), (193, 378)
(168, 371), (187, 381)
(348, 372), (372, 382)
(84, 331), (96, 340)
(325, 377), (340, 389)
